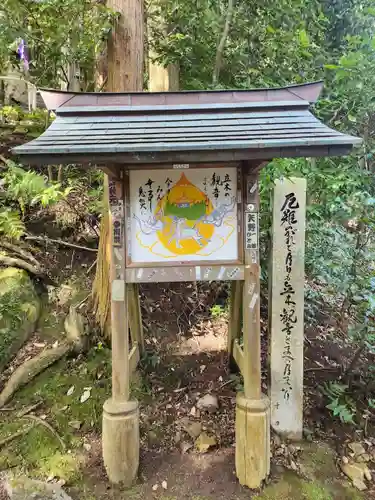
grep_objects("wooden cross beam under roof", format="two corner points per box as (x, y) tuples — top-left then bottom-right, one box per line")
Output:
(13, 81), (361, 166)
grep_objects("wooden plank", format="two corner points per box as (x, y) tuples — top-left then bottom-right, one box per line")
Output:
(233, 340), (244, 375)
(270, 177), (306, 440)
(24, 136), (359, 155)
(228, 279), (243, 355)
(50, 117), (321, 131)
(126, 265), (244, 283)
(35, 132), (339, 146)
(55, 109), (311, 124)
(50, 116), (318, 132)
(49, 117), (320, 133)
(242, 172), (261, 400)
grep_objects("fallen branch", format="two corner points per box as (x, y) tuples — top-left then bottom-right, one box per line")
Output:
(16, 401), (43, 418)
(0, 344), (71, 408)
(25, 235), (98, 253)
(21, 414), (65, 450)
(0, 254), (55, 286)
(0, 241), (39, 267)
(0, 426), (33, 449)
(0, 307), (86, 407)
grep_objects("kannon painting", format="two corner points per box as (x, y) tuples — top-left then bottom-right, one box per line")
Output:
(129, 167), (239, 264)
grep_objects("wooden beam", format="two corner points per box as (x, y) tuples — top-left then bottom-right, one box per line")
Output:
(242, 172), (261, 400)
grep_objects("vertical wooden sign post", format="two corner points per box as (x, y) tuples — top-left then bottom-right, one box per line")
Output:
(102, 175), (139, 485)
(236, 171), (270, 489)
(270, 177), (306, 440)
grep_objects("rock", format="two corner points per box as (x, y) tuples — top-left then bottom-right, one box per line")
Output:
(4, 477), (73, 500)
(182, 420), (202, 439)
(148, 431), (159, 445)
(68, 421), (81, 430)
(195, 432), (217, 453)
(340, 461), (372, 487)
(0, 268), (41, 372)
(161, 481), (167, 490)
(64, 307), (86, 352)
(348, 442), (366, 457)
(342, 456), (349, 464)
(290, 460), (298, 471)
(196, 394), (219, 413)
(357, 463), (372, 481)
(180, 441), (193, 454)
(357, 453), (371, 463)
(352, 479), (367, 491)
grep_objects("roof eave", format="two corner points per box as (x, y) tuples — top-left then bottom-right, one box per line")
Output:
(12, 143), (359, 168)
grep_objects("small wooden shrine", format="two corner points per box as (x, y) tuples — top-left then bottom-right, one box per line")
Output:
(13, 81), (360, 489)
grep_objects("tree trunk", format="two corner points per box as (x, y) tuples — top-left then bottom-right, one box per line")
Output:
(93, 0), (144, 333)
(107, 0), (144, 92)
(212, 0), (235, 86)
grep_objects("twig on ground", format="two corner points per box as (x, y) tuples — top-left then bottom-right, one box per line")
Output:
(76, 293), (91, 309)
(25, 235), (98, 253)
(0, 426), (33, 449)
(219, 379), (235, 389)
(70, 249), (75, 269)
(86, 259), (97, 274)
(21, 414), (65, 450)
(16, 401), (43, 418)
(305, 367), (339, 373)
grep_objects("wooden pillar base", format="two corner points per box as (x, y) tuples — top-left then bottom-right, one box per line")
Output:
(235, 393), (270, 489)
(102, 398), (139, 486)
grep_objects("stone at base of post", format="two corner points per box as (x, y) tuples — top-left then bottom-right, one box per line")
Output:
(235, 393), (270, 489)
(102, 398), (139, 486)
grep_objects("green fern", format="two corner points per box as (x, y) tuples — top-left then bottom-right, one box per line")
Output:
(0, 209), (25, 239)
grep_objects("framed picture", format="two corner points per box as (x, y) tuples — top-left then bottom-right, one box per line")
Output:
(126, 165), (242, 267)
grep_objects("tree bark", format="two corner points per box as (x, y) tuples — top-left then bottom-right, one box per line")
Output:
(107, 0), (144, 92)
(212, 0), (235, 86)
(93, 0), (144, 333)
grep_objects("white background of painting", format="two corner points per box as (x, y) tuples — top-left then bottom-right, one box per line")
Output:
(129, 167), (238, 264)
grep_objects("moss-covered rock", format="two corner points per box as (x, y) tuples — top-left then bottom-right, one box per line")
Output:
(0, 267), (41, 372)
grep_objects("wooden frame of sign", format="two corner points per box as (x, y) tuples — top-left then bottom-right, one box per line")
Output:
(104, 160), (270, 489)
(123, 162), (245, 280)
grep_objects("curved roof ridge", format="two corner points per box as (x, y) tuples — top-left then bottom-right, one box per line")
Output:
(39, 82), (324, 111)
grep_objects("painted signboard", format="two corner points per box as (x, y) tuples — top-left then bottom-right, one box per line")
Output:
(128, 167), (239, 264)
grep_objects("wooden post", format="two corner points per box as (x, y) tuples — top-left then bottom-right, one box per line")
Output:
(270, 177), (306, 440)
(102, 176), (139, 485)
(101, 0), (144, 485)
(235, 171), (270, 489)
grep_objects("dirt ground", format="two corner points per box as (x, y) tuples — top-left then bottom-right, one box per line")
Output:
(1, 243), (374, 499)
